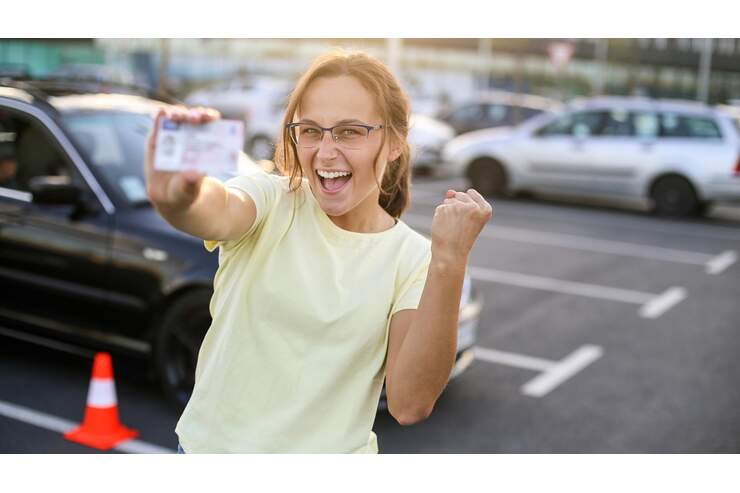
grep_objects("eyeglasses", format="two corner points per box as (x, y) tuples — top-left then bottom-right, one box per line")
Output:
(286, 122), (384, 150)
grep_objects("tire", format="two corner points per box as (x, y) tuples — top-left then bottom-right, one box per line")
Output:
(467, 159), (508, 197)
(153, 290), (212, 412)
(248, 135), (275, 161)
(650, 175), (699, 217)
(696, 200), (714, 217)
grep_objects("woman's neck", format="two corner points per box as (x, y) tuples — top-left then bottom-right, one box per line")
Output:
(328, 203), (396, 233)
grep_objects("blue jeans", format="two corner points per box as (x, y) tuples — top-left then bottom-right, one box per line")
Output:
(177, 443), (186, 454)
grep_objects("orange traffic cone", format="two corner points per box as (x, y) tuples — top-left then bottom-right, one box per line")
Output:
(64, 352), (138, 450)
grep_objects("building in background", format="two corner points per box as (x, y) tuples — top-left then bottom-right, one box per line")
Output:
(3, 38), (739, 109)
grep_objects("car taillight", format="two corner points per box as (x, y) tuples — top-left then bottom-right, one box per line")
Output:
(735, 153), (740, 176)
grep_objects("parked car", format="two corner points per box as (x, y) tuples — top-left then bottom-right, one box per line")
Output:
(0, 83), (482, 411)
(408, 114), (455, 175)
(436, 90), (561, 135)
(441, 96), (740, 217)
(184, 76), (291, 161)
(716, 104), (740, 131)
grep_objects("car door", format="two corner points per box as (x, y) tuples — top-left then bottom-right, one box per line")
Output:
(653, 111), (730, 185)
(520, 110), (608, 193)
(588, 110), (661, 196)
(565, 109), (660, 196)
(0, 103), (114, 344)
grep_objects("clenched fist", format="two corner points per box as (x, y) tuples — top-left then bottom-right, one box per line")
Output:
(431, 188), (493, 262)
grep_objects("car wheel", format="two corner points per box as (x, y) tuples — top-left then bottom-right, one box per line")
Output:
(650, 176), (699, 217)
(153, 290), (211, 412)
(696, 200), (714, 217)
(248, 135), (275, 161)
(467, 158), (508, 197)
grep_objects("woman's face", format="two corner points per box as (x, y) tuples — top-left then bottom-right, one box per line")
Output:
(296, 75), (398, 219)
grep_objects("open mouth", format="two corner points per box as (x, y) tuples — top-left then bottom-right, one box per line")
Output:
(316, 170), (353, 194)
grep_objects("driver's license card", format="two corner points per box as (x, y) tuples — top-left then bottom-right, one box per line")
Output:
(154, 118), (244, 174)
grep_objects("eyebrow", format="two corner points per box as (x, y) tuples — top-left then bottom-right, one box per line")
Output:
(298, 118), (369, 126)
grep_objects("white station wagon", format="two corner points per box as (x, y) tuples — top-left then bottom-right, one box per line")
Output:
(441, 97), (740, 216)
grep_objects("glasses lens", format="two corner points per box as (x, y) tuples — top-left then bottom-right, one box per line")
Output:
(292, 124), (322, 147)
(332, 125), (369, 149)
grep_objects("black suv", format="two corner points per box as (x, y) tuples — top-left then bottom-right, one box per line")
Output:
(0, 82), (482, 411)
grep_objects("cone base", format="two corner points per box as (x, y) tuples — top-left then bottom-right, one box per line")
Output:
(64, 425), (139, 450)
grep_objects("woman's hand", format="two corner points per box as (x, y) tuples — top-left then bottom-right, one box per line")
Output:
(430, 188), (493, 263)
(145, 106), (221, 212)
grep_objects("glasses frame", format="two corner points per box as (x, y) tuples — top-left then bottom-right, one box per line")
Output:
(286, 122), (384, 149)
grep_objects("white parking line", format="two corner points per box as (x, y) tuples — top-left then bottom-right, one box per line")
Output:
(521, 345), (604, 398)
(469, 266), (653, 304)
(0, 399), (174, 454)
(473, 345), (603, 397)
(404, 213), (736, 274)
(706, 250), (738, 274)
(468, 266), (686, 318)
(473, 346), (552, 371)
(639, 287), (688, 319)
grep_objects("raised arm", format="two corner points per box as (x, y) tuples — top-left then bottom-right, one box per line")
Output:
(145, 107), (257, 242)
(385, 188), (492, 425)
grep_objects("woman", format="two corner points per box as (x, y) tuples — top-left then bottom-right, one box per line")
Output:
(145, 50), (492, 453)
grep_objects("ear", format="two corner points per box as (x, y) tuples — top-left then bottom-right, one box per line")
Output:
(388, 146), (402, 163)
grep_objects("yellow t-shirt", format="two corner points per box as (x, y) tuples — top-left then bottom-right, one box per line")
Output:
(175, 168), (432, 453)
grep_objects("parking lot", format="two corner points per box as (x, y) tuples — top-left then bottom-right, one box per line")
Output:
(1, 174), (739, 453)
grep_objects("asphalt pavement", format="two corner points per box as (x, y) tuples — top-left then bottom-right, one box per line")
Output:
(1, 175), (739, 453)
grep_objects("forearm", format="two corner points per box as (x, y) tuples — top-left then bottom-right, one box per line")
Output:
(153, 177), (231, 240)
(387, 252), (467, 418)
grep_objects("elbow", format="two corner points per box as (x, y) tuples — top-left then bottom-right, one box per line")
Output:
(389, 402), (434, 426)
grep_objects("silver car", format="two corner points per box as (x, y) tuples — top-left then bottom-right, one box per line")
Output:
(441, 96), (740, 216)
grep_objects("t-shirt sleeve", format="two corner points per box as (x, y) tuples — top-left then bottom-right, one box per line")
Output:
(203, 168), (282, 253)
(391, 249), (432, 315)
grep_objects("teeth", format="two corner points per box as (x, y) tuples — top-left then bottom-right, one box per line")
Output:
(317, 170), (352, 179)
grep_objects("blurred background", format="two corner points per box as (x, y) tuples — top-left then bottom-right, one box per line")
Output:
(0, 38), (739, 454)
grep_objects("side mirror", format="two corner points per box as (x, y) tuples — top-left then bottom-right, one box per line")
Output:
(29, 175), (81, 205)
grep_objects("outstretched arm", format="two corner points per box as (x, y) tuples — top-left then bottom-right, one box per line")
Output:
(145, 107), (257, 242)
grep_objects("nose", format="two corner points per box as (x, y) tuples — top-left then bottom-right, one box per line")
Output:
(315, 129), (339, 160)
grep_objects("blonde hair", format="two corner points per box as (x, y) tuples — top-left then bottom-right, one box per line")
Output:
(274, 49), (412, 218)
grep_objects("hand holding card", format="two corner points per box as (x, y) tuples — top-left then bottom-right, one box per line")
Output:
(145, 106), (228, 212)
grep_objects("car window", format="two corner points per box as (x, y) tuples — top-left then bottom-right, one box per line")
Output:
(63, 112), (152, 204)
(486, 104), (509, 124)
(659, 113), (722, 139)
(601, 109), (633, 136)
(536, 110), (606, 137)
(451, 104), (483, 123)
(632, 112), (659, 138)
(62, 111), (255, 206)
(0, 107), (76, 193)
(520, 107), (544, 122)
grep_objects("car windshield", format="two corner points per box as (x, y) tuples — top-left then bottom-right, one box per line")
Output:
(61, 111), (251, 206)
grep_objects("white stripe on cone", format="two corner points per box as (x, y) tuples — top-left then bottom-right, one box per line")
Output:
(86, 378), (117, 408)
